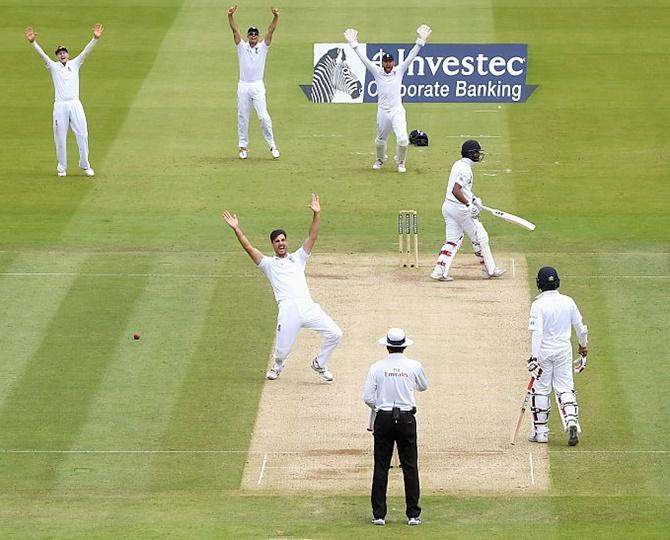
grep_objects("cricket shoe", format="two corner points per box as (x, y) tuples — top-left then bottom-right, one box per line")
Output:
(266, 362), (283, 380)
(239, 149), (248, 160)
(372, 159), (384, 170)
(408, 517), (422, 526)
(270, 147), (280, 159)
(568, 425), (579, 446)
(430, 269), (453, 282)
(397, 161), (407, 173)
(482, 267), (506, 279)
(310, 358), (333, 382)
(372, 518), (385, 526)
(57, 170), (67, 177)
(83, 168), (95, 177)
(528, 432), (548, 443)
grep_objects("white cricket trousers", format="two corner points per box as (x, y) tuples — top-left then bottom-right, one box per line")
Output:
(376, 106), (409, 146)
(53, 99), (90, 172)
(534, 349), (575, 397)
(273, 300), (343, 368)
(434, 200), (487, 276)
(237, 80), (276, 149)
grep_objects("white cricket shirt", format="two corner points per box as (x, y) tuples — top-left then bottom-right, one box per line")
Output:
(236, 40), (269, 82)
(529, 290), (588, 358)
(32, 39), (97, 101)
(444, 158), (475, 203)
(354, 43), (422, 111)
(258, 247), (312, 304)
(363, 353), (428, 411)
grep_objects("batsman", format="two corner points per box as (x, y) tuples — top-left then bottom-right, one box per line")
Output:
(527, 266), (588, 446)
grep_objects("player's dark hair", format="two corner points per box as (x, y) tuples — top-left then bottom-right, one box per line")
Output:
(387, 346), (407, 354)
(270, 229), (287, 242)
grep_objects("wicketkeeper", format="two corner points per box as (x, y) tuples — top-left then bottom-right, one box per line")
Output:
(527, 266), (588, 446)
(343, 24), (432, 173)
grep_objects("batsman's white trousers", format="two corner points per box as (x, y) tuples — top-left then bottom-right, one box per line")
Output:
(237, 80), (276, 149)
(376, 106), (409, 146)
(53, 99), (91, 172)
(533, 349), (575, 396)
(274, 299), (343, 367)
(435, 200), (486, 274)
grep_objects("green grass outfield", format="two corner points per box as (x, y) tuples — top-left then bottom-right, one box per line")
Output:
(1, 0), (669, 538)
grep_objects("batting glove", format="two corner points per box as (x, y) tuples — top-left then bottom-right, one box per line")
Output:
(527, 357), (543, 379)
(472, 196), (483, 210)
(416, 24), (431, 46)
(344, 28), (359, 48)
(573, 355), (587, 373)
(469, 204), (480, 219)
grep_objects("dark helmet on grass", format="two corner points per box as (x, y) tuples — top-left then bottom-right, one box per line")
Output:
(461, 139), (485, 162)
(537, 266), (560, 291)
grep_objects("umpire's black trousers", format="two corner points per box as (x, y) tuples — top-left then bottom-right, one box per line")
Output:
(371, 410), (421, 520)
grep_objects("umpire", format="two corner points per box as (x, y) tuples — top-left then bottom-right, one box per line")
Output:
(363, 328), (428, 526)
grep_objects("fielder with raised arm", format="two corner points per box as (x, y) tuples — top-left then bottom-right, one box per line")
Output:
(527, 266), (588, 446)
(227, 5), (280, 160)
(344, 24), (431, 173)
(430, 139), (505, 281)
(222, 194), (343, 382)
(25, 24), (103, 177)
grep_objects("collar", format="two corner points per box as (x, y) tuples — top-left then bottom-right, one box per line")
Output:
(535, 289), (559, 300)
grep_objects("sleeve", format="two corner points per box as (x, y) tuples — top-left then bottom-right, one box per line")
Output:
(397, 43), (422, 74)
(31, 41), (53, 67)
(363, 367), (377, 409)
(296, 247), (310, 265)
(414, 363), (428, 392)
(452, 163), (470, 187)
(351, 44), (379, 74)
(528, 301), (543, 357)
(571, 300), (588, 346)
(257, 255), (271, 275)
(71, 38), (98, 66)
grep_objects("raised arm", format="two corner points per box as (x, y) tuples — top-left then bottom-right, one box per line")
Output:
(25, 27), (52, 66)
(73, 24), (103, 65)
(222, 211), (264, 265)
(227, 5), (241, 45)
(264, 7), (279, 46)
(344, 28), (378, 73)
(302, 193), (320, 255)
(397, 24), (431, 73)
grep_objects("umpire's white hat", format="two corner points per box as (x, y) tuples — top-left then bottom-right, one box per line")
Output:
(378, 327), (414, 347)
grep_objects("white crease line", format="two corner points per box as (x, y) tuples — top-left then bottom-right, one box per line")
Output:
(2, 448), (668, 455)
(529, 452), (535, 486)
(512, 258), (516, 278)
(257, 453), (268, 486)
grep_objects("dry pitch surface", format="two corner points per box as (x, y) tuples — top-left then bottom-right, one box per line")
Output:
(241, 253), (549, 494)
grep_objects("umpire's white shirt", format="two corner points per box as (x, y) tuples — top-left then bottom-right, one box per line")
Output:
(444, 158), (474, 204)
(237, 40), (269, 82)
(363, 353), (428, 412)
(32, 39), (97, 101)
(529, 290), (588, 358)
(258, 247), (312, 304)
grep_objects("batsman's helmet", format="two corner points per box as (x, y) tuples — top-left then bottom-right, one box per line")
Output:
(461, 139), (485, 162)
(536, 266), (560, 291)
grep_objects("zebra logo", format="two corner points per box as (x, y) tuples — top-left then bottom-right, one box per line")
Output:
(308, 47), (363, 103)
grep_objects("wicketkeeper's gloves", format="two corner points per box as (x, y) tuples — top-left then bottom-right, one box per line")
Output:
(416, 24), (432, 46)
(344, 28), (359, 48)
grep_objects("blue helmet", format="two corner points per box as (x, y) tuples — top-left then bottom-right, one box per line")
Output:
(536, 266), (560, 291)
